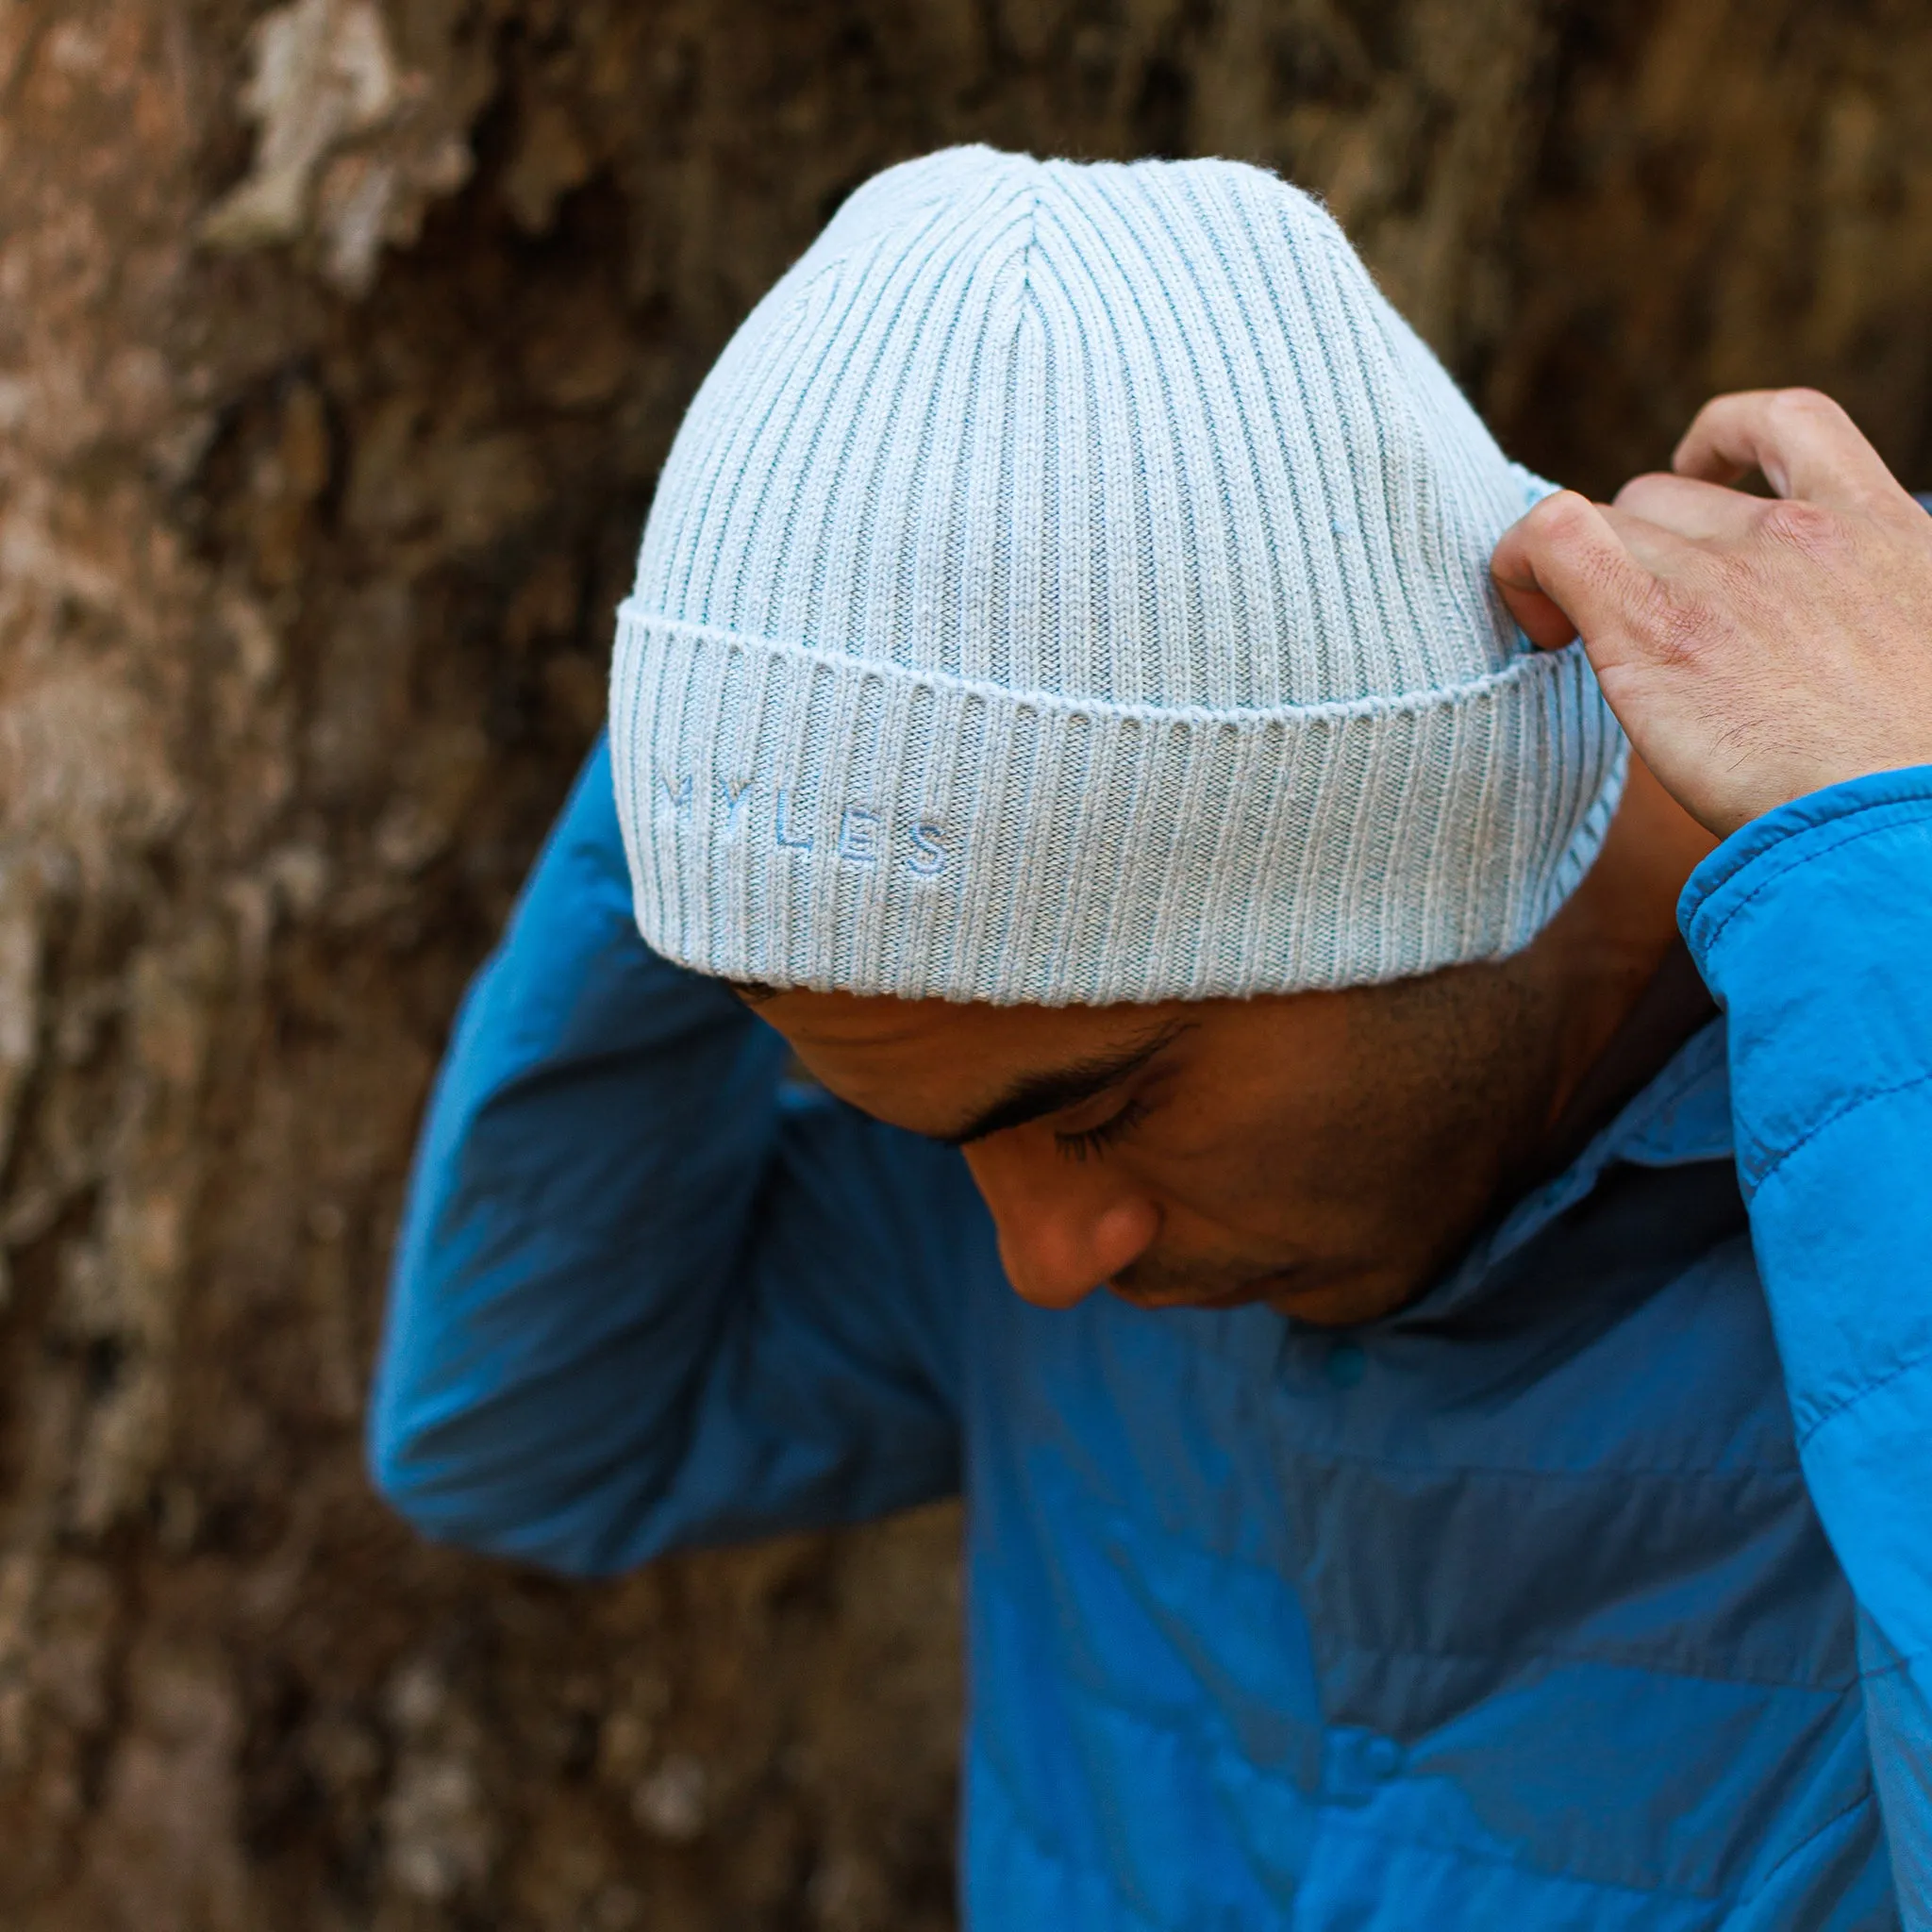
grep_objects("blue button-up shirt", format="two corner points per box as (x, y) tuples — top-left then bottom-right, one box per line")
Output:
(371, 747), (1932, 1928)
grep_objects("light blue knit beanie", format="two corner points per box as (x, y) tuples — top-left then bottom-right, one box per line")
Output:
(610, 146), (1625, 1005)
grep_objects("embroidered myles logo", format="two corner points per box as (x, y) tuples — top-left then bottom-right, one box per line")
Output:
(655, 772), (949, 876)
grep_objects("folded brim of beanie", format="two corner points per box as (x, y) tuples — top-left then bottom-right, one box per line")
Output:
(610, 603), (1628, 1007)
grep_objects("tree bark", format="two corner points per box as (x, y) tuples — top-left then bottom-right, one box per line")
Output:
(3, 3), (1930, 1925)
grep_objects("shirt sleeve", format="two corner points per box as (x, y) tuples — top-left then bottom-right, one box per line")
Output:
(366, 737), (991, 1576)
(1681, 765), (1932, 1926)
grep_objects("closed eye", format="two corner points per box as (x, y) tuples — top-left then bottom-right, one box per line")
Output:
(1054, 1094), (1152, 1163)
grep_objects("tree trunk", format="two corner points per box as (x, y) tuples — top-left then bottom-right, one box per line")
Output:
(3, 3), (1930, 1925)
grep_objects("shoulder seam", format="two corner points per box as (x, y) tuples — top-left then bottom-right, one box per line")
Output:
(1746, 1068), (1932, 1195)
(1791, 1333), (1932, 1450)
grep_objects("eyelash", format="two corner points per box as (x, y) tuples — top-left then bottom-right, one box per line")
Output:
(1053, 1095), (1151, 1163)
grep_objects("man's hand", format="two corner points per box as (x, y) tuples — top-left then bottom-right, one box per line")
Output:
(1491, 388), (1932, 838)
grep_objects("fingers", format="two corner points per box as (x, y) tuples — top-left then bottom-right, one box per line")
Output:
(1611, 472), (1764, 543)
(1672, 388), (1905, 510)
(1594, 503), (1707, 575)
(1491, 491), (1654, 656)
(1491, 573), (1576, 651)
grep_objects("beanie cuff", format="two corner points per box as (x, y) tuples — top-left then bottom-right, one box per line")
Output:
(611, 604), (1627, 1006)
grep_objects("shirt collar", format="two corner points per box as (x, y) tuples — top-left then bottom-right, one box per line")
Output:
(1379, 1017), (1735, 1330)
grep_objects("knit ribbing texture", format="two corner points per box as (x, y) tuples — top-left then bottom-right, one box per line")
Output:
(611, 146), (1625, 1005)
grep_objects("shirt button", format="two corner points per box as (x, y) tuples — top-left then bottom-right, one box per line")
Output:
(1324, 1341), (1366, 1389)
(1364, 1735), (1404, 1779)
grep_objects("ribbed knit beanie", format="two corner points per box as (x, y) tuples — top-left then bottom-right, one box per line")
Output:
(610, 146), (1625, 1005)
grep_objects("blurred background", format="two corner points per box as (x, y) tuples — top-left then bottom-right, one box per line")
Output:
(3, 2), (1932, 1926)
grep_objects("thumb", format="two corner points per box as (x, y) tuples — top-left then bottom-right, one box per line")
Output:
(1491, 490), (1654, 661)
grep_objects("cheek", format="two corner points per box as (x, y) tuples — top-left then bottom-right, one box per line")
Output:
(1144, 1085), (1387, 1235)
(1141, 1107), (1308, 1223)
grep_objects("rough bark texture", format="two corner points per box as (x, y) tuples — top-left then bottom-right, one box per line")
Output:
(3, 3), (1931, 1925)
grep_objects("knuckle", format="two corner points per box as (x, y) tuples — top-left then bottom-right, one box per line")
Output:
(1773, 385), (1843, 425)
(1610, 472), (1667, 513)
(1757, 496), (1842, 556)
(1528, 490), (1605, 560)
(1641, 585), (1710, 664)
(1525, 489), (1583, 536)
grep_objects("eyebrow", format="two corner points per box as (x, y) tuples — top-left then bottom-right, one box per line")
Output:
(939, 1019), (1192, 1147)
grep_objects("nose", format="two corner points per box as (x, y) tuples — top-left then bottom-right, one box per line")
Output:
(962, 1141), (1160, 1308)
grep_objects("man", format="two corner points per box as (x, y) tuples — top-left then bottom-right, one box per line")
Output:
(370, 148), (1932, 1926)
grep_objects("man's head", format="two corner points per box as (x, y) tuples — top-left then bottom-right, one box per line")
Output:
(610, 147), (1670, 1319)
(749, 955), (1561, 1325)
(743, 757), (1712, 1325)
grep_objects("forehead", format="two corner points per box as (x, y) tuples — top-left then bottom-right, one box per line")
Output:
(746, 987), (1177, 1126)
(754, 986), (1141, 1069)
